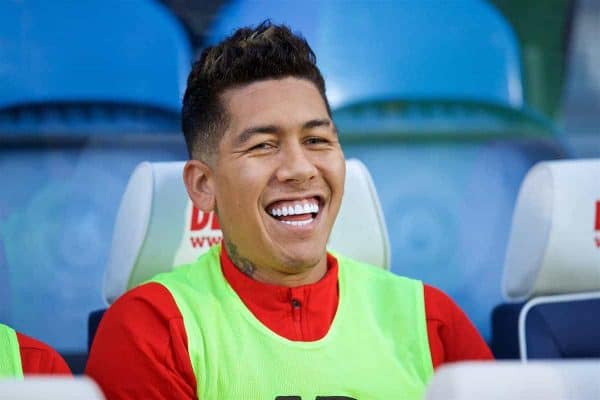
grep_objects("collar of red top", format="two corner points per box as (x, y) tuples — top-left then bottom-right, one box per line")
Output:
(220, 246), (339, 310)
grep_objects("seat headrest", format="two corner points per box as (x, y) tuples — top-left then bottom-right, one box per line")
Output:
(104, 158), (390, 304)
(502, 159), (600, 301)
(425, 361), (600, 400)
(0, 377), (105, 400)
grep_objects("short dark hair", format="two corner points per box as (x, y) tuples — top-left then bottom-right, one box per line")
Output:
(181, 21), (330, 161)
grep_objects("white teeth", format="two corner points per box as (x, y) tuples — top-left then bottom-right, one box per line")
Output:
(281, 218), (313, 226)
(268, 201), (320, 217)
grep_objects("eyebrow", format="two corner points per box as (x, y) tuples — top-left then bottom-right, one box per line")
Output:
(235, 118), (333, 145)
(303, 118), (331, 130)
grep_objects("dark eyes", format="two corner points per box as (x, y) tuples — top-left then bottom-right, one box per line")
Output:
(246, 136), (330, 153)
(248, 142), (276, 152)
(304, 136), (329, 146)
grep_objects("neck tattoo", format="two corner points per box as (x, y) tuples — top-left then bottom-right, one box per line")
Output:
(225, 241), (257, 278)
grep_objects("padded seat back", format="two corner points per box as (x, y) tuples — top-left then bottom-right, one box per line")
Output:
(0, 1), (190, 114)
(493, 159), (600, 359)
(0, 377), (105, 400)
(503, 159), (600, 300)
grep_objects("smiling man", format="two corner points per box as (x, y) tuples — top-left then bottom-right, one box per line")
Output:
(86, 22), (492, 399)
(188, 76), (344, 287)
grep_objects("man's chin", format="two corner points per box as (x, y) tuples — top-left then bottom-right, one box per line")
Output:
(276, 244), (328, 271)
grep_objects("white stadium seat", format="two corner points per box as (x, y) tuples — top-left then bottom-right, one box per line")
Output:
(0, 377), (105, 400)
(425, 361), (600, 400)
(493, 159), (600, 359)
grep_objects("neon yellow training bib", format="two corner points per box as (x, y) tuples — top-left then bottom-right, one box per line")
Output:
(153, 245), (433, 399)
(0, 323), (23, 378)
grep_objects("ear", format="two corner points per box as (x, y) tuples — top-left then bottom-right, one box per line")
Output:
(183, 159), (216, 212)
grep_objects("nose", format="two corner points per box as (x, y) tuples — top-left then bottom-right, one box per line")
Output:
(275, 142), (318, 185)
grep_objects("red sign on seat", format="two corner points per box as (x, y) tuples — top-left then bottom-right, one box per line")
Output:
(596, 201), (600, 231)
(190, 207), (220, 231)
(595, 201), (600, 248)
(188, 206), (223, 250)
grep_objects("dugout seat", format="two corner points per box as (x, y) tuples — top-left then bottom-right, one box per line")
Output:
(490, 159), (600, 359)
(425, 361), (600, 400)
(90, 158), (390, 349)
(0, 377), (105, 400)
(0, 0), (192, 360)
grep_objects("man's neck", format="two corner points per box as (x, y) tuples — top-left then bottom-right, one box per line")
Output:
(224, 241), (328, 287)
(250, 263), (328, 287)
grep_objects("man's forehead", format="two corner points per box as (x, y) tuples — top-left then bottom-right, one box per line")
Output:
(220, 77), (330, 135)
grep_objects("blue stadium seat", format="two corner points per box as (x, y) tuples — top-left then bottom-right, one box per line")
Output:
(0, 0), (192, 359)
(207, 0), (565, 339)
(0, 0), (190, 117)
(208, 0), (525, 109)
(490, 302), (525, 359)
(490, 297), (600, 359)
(520, 295), (600, 359)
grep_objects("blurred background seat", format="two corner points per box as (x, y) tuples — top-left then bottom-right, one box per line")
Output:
(0, 0), (192, 371)
(90, 158), (390, 349)
(491, 159), (600, 359)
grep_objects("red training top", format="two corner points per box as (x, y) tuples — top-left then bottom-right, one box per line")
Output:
(16, 332), (71, 374)
(86, 249), (492, 399)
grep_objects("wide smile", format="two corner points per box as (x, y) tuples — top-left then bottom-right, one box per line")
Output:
(264, 196), (323, 229)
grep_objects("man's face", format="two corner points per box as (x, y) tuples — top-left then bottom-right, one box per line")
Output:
(213, 77), (345, 276)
